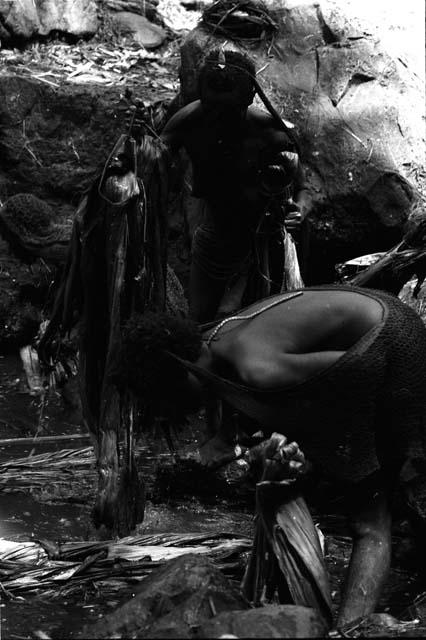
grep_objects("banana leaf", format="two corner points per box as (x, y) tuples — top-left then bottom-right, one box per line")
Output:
(0, 533), (251, 598)
(242, 481), (332, 628)
(345, 206), (426, 295)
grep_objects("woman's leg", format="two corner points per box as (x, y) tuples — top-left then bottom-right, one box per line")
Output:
(336, 476), (395, 628)
(189, 220), (251, 323)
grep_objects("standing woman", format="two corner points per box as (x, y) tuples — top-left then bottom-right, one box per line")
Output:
(161, 47), (311, 322)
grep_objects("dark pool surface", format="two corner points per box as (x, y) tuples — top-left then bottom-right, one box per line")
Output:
(0, 355), (256, 638)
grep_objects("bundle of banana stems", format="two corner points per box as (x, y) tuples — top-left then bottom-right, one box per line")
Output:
(201, 0), (278, 41)
(36, 132), (171, 535)
(346, 206), (426, 296)
(241, 434), (333, 628)
(0, 533), (251, 598)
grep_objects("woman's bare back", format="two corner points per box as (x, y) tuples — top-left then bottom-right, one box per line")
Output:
(208, 288), (385, 388)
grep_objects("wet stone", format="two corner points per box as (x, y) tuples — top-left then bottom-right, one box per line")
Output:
(197, 604), (329, 638)
(111, 12), (167, 49)
(80, 553), (249, 639)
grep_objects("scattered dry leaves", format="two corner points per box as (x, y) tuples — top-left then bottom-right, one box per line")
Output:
(0, 38), (181, 97)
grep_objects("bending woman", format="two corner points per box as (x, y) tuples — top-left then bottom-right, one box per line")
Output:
(119, 285), (426, 628)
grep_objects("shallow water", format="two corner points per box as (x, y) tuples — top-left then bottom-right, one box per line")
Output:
(0, 355), (92, 637)
(0, 355), (255, 638)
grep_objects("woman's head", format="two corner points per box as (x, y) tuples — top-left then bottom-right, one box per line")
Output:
(198, 48), (256, 114)
(118, 311), (204, 421)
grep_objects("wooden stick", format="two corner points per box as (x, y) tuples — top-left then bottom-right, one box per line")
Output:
(0, 434), (91, 446)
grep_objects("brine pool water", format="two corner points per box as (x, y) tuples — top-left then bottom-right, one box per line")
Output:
(0, 354), (257, 639)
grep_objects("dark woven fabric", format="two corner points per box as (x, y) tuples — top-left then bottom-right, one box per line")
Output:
(184, 286), (426, 484)
(192, 222), (251, 281)
(190, 216), (291, 302)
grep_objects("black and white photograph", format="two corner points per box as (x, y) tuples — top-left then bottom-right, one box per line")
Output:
(0, 0), (425, 637)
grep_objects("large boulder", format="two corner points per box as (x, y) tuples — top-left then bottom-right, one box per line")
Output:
(198, 604), (328, 638)
(80, 553), (249, 638)
(0, 71), (172, 217)
(80, 553), (328, 638)
(0, 75), (130, 214)
(104, 0), (159, 23)
(0, 0), (98, 41)
(0, 194), (71, 265)
(110, 11), (167, 49)
(0, 73), (172, 350)
(178, 0), (424, 282)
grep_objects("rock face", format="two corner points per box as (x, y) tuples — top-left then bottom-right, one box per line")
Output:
(104, 0), (159, 22)
(111, 11), (167, 48)
(0, 0), (99, 41)
(0, 75), (130, 215)
(198, 604), (328, 638)
(178, 0), (424, 282)
(0, 194), (71, 265)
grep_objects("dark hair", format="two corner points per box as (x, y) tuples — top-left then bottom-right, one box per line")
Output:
(118, 311), (203, 420)
(203, 49), (256, 78)
(198, 48), (256, 107)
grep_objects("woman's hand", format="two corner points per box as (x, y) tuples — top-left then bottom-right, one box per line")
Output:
(285, 201), (303, 231)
